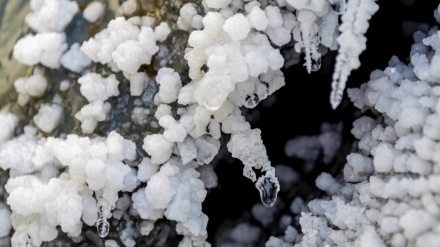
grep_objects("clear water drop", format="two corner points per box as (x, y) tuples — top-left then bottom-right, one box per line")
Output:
(311, 56), (321, 72)
(96, 213), (110, 238)
(331, 0), (346, 15)
(256, 176), (279, 208)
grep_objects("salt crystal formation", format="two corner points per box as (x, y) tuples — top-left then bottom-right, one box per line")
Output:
(25, 0), (79, 33)
(265, 5), (440, 246)
(13, 33), (67, 69)
(5, 0), (433, 246)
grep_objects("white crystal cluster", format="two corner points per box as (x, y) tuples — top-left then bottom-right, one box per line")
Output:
(74, 73), (120, 134)
(182, 1), (296, 186)
(0, 0), (383, 246)
(11, 0), (84, 136)
(83, 1), (105, 23)
(80, 17), (169, 77)
(25, 0), (79, 33)
(13, 68), (48, 106)
(3, 130), (135, 246)
(267, 11), (440, 247)
(13, 32), (68, 69)
(3, 0), (284, 245)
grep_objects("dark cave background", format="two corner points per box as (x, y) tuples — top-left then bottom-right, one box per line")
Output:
(204, 0), (440, 245)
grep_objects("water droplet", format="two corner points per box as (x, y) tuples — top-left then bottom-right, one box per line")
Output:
(311, 56), (321, 72)
(256, 176), (279, 208)
(331, 0), (346, 15)
(96, 213), (110, 238)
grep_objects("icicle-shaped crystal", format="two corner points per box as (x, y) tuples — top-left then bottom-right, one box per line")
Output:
(330, 0), (379, 109)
